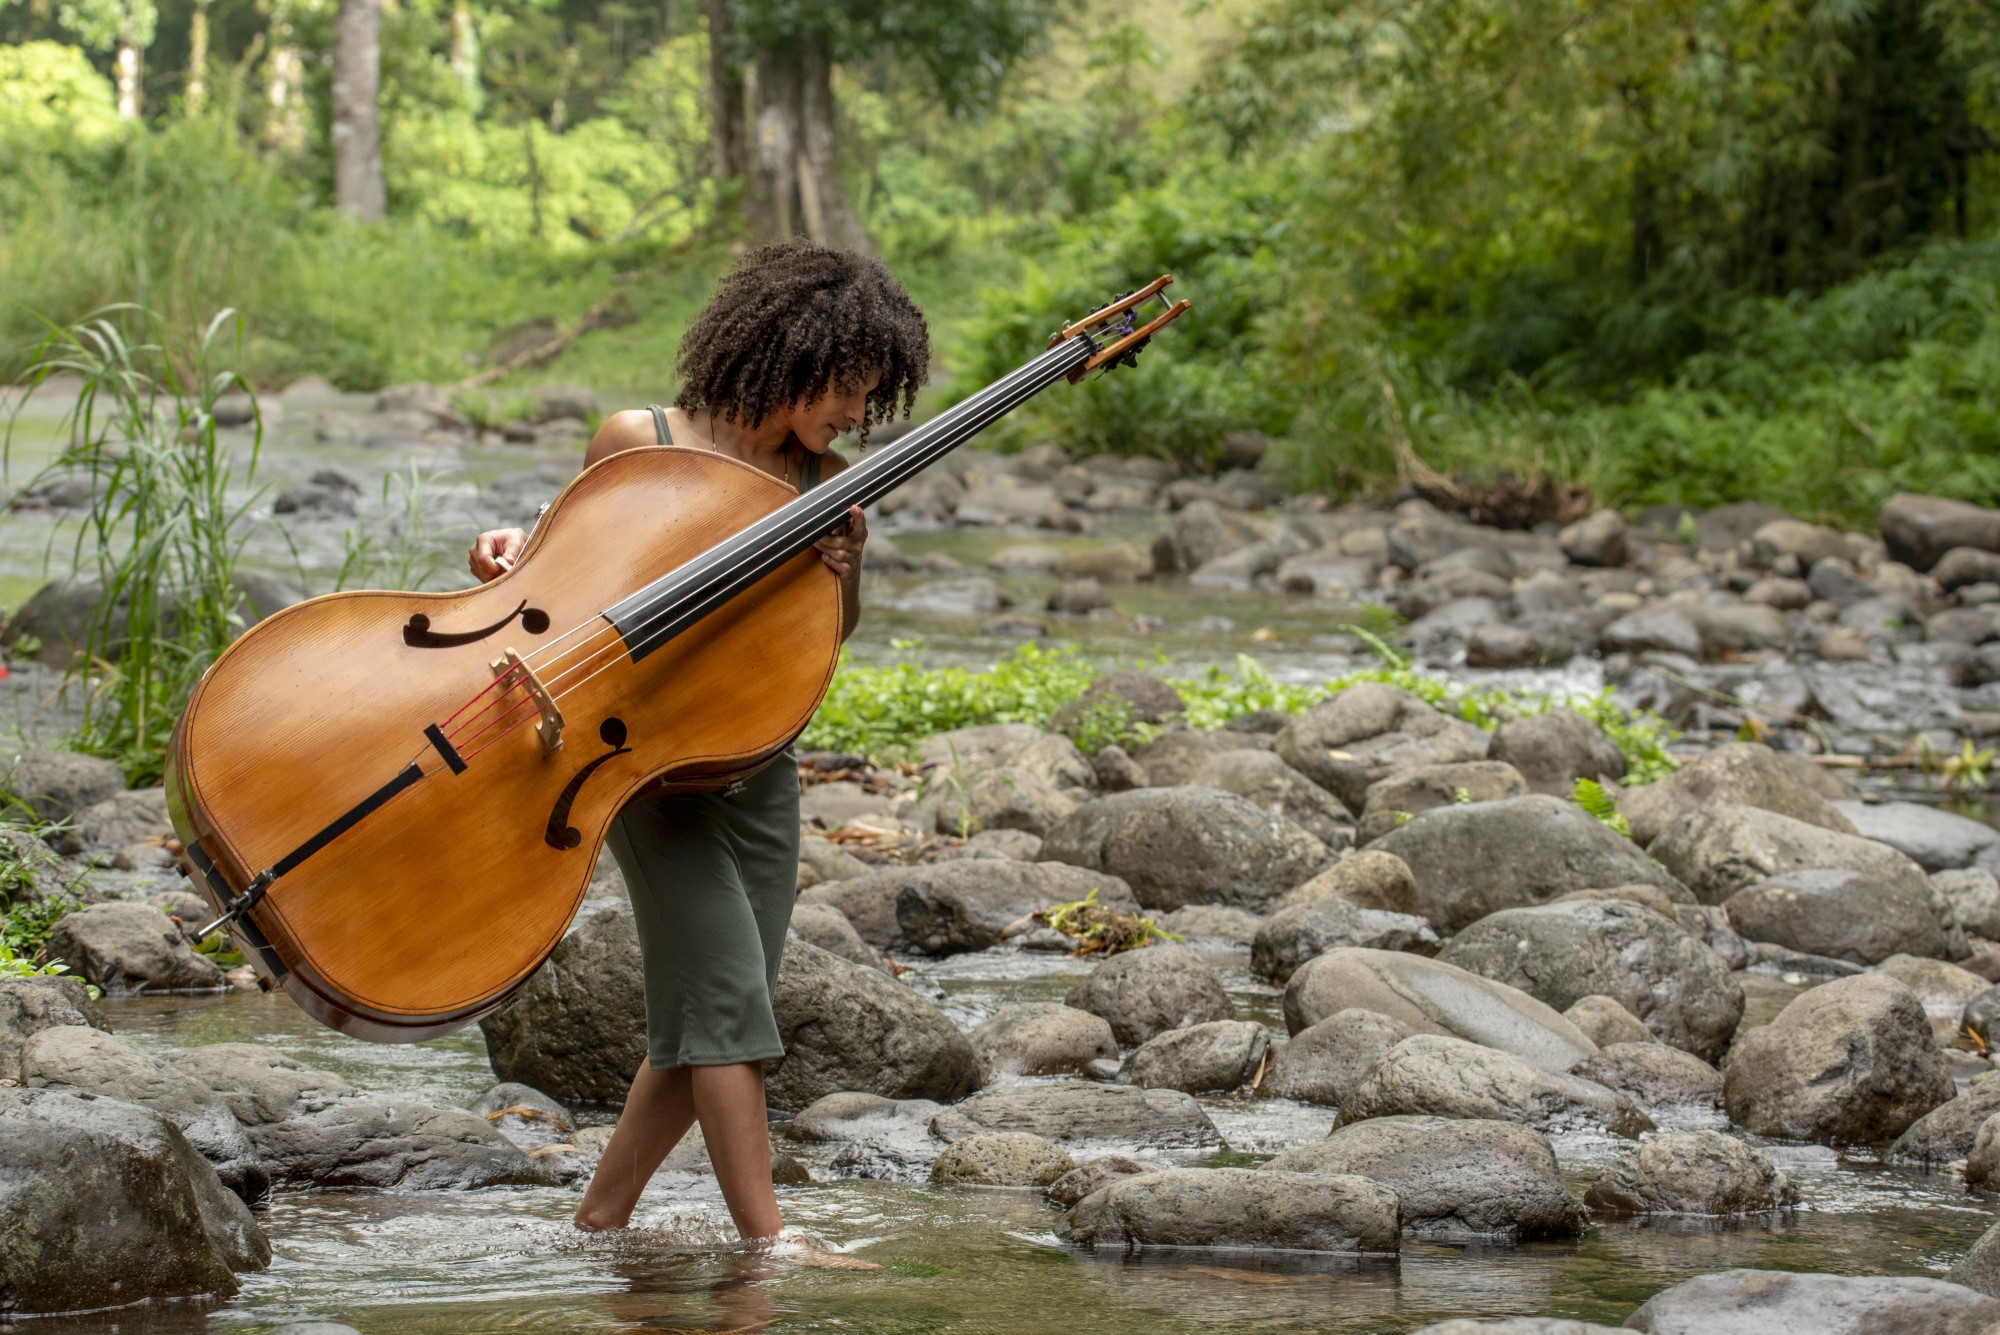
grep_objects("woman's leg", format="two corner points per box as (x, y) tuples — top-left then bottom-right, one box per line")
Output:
(690, 1061), (782, 1240)
(574, 1059), (696, 1231)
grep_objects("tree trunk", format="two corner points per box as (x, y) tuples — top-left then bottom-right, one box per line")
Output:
(114, 37), (142, 120)
(186, 0), (208, 114)
(450, 0), (481, 111)
(747, 35), (868, 251)
(700, 0), (745, 181)
(524, 121), (545, 240)
(331, 0), (386, 222)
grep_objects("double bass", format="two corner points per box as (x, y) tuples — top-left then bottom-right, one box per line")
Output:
(165, 279), (1191, 1041)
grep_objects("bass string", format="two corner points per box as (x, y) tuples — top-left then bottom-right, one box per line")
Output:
(448, 345), (1091, 762)
(428, 341), (1081, 748)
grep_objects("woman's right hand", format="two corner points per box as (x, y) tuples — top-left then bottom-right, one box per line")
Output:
(469, 527), (527, 582)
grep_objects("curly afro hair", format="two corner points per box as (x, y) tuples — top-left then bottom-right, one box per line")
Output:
(674, 240), (930, 441)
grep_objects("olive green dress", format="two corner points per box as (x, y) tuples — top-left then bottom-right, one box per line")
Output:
(602, 405), (818, 1069)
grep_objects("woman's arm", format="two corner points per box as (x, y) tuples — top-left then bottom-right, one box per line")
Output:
(469, 412), (661, 581)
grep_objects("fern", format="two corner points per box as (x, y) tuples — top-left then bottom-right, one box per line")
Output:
(1572, 777), (1633, 839)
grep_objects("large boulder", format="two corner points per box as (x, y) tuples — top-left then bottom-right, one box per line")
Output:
(1059, 1168), (1399, 1254)
(1369, 795), (1688, 932)
(53, 787), (171, 857)
(1153, 500), (1265, 574)
(0, 748), (125, 825)
(1258, 1008), (1417, 1107)
(788, 903), (884, 970)
(249, 1098), (553, 1190)
(1186, 749), (1356, 848)
(1880, 493), (2000, 572)
(0, 1088), (269, 1314)
(766, 940), (979, 1113)
(17, 1027), (266, 1201)
(1278, 849), (1419, 915)
(1948, 1218), (2000, 1298)
(929, 1133), (1074, 1188)
(1272, 684), (1490, 813)
(1617, 744), (1856, 848)
(1650, 803), (1936, 907)
(480, 905), (646, 1106)
(1436, 901), (1742, 1060)
(929, 1084), (1221, 1150)
(1250, 897), (1440, 984)
(1722, 973), (1953, 1145)
(1355, 761), (1529, 843)
(1125, 1020), (1268, 1094)
(1885, 1079), (2000, 1168)
(1722, 869), (1954, 964)
(892, 862), (1137, 956)
(1065, 944), (1234, 1046)
(967, 1004), (1116, 1084)
(0, 977), (103, 1081)
(1266, 1116), (1585, 1240)
(1583, 1130), (1797, 1215)
(1571, 1043), (1723, 1116)
(1486, 709), (1627, 796)
(43, 903), (224, 994)
(1283, 948), (1597, 1073)
(1625, 1269), (2000, 1335)
(174, 1044), (354, 1126)
(1340, 1035), (1652, 1138)
(1038, 788), (1329, 911)
(1834, 799), (2000, 873)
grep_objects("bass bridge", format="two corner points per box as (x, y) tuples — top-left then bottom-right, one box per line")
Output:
(490, 647), (566, 752)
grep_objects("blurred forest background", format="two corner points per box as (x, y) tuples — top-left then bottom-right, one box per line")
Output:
(6, 0), (2000, 523)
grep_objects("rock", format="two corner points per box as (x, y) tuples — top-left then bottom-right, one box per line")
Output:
(1938, 868), (2000, 938)
(1465, 622), (1542, 668)
(1835, 799), (2000, 873)
(1276, 849), (1419, 914)
(1753, 519), (1863, 569)
(1625, 1269), (2000, 1335)
(894, 861), (1137, 956)
(798, 874), (910, 950)
(1884, 1079), (2000, 1167)
(1949, 1218), (2000, 1297)
(1652, 803), (1933, 907)
(1437, 901), (1742, 1060)
(968, 1004), (1117, 1084)
(1969, 987), (2000, 1048)
(1186, 749), (1356, 848)
(1125, 1020), (1269, 1093)
(897, 576), (1005, 616)
(955, 478), (1069, 528)
(1563, 995), (1653, 1047)
(480, 905), (646, 1106)
(272, 482), (358, 518)
(0, 1088), (268, 1313)
(1875, 954), (1989, 1042)
(1560, 510), (1628, 567)
(1048, 577), (1111, 616)
(929, 1083), (1221, 1149)
(0, 748), (124, 824)
(18, 1027), (267, 1201)
(1340, 1035), (1651, 1138)
(1487, 709), (1627, 796)
(1258, 1008), (1416, 1107)
(1038, 788), (1329, 912)
(785, 1091), (942, 1143)
(1056, 544), (1154, 582)
(1064, 944), (1234, 1046)
(1250, 897), (1439, 983)
(1964, 1113), (2000, 1189)
(1154, 904), (1264, 944)
(1584, 1129), (1796, 1217)
(789, 902), (885, 970)
(1371, 795), (1688, 933)
(1723, 869), (1954, 965)
(1355, 760), (1529, 843)
(43, 903), (224, 994)
(1268, 1116), (1586, 1240)
(1881, 493), (2000, 571)
(1059, 1168), (1399, 1253)
(1044, 1155), (1158, 1208)
(1284, 948), (1596, 1072)
(1126, 728), (1255, 787)
(174, 1044), (353, 1125)
(1618, 744), (1855, 847)
(1153, 501), (1266, 574)
(249, 1097), (554, 1190)
(1053, 672), (1186, 737)
(766, 940), (978, 1112)
(1601, 605), (1702, 657)
(656, 1122), (811, 1185)
(1723, 973), (1953, 1145)
(930, 1132), (1075, 1187)
(1937, 547), (2000, 590)
(798, 833), (870, 884)
(1409, 1323), (1624, 1335)
(1272, 684), (1490, 813)
(1572, 1042), (1723, 1113)
(467, 1081), (572, 1138)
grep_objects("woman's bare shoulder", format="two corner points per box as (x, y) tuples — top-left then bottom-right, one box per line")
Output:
(585, 409), (665, 466)
(818, 447), (853, 477)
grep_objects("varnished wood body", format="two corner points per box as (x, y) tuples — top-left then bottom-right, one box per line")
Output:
(163, 447), (841, 1041)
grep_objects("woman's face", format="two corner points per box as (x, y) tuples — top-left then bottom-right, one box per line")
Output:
(784, 369), (882, 452)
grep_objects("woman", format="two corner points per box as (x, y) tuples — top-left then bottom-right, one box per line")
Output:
(467, 241), (929, 1250)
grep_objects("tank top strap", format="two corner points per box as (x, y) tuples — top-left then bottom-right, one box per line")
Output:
(647, 403), (671, 446)
(799, 449), (822, 491)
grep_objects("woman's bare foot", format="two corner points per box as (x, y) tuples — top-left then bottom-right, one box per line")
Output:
(748, 1228), (881, 1271)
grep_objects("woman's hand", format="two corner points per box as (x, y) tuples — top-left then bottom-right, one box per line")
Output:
(814, 505), (868, 578)
(469, 527), (527, 583)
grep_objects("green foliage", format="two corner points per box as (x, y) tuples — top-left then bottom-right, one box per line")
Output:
(1, 887), (84, 962)
(1053, 694), (1157, 757)
(1570, 777), (1633, 839)
(801, 640), (1102, 758)
(0, 41), (125, 143)
(1171, 654), (1323, 730)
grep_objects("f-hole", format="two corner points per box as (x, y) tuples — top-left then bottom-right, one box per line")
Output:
(404, 600), (551, 649)
(546, 718), (632, 850)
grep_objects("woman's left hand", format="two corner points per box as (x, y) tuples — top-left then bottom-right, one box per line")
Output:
(815, 505), (868, 577)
